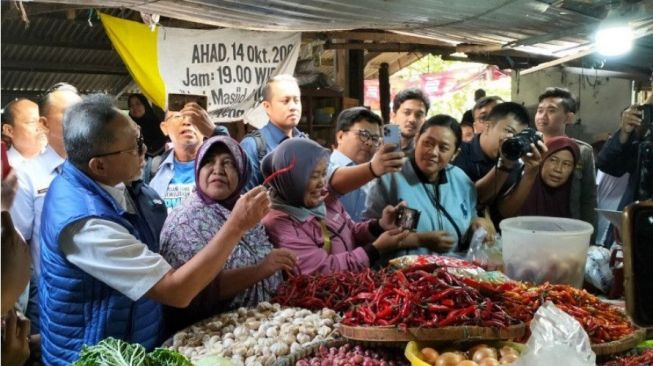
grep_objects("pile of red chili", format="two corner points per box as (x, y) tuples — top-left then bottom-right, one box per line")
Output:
(341, 268), (518, 328)
(273, 268), (386, 312)
(601, 349), (653, 366)
(467, 280), (635, 344)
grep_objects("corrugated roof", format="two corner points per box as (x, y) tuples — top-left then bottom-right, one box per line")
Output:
(1, 0), (652, 106)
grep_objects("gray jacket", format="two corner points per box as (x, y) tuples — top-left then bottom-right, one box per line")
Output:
(570, 138), (597, 229)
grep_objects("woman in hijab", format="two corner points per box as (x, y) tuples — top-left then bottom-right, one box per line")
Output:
(364, 115), (493, 257)
(261, 138), (411, 276)
(160, 136), (296, 334)
(514, 136), (581, 218)
(128, 94), (168, 157)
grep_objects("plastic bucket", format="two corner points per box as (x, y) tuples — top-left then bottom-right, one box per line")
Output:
(500, 216), (594, 287)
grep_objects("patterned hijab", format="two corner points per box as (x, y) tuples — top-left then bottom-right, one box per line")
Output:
(194, 135), (250, 209)
(519, 136), (580, 218)
(261, 138), (331, 221)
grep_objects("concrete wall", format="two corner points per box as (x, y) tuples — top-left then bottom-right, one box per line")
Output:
(511, 66), (633, 144)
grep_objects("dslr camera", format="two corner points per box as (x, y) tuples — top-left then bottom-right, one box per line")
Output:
(501, 127), (543, 161)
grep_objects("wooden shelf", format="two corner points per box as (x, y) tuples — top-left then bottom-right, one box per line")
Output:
(300, 87), (359, 147)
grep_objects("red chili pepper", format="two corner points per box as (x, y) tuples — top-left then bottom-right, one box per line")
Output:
(262, 157), (296, 186)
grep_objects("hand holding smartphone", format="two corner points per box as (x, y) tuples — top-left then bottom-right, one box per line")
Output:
(383, 124), (401, 151)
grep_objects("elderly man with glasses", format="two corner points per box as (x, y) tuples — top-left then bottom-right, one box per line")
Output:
(327, 107), (405, 221)
(39, 94), (268, 365)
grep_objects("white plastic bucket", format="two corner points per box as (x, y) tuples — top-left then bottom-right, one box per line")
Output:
(500, 216), (594, 287)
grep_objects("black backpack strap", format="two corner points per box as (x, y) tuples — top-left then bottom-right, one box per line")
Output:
(244, 129), (267, 161)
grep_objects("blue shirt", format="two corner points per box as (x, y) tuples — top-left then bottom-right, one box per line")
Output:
(150, 153), (196, 212)
(364, 158), (477, 255)
(240, 122), (307, 190)
(327, 150), (371, 222)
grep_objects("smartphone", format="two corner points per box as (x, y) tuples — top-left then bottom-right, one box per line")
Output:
(383, 124), (401, 151)
(167, 93), (208, 112)
(395, 206), (421, 231)
(1, 141), (11, 179)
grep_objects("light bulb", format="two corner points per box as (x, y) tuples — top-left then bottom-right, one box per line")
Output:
(595, 26), (633, 56)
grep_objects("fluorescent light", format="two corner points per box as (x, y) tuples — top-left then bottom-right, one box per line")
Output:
(595, 25), (633, 56)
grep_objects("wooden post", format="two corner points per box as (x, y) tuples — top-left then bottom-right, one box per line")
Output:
(348, 48), (364, 101)
(379, 62), (390, 123)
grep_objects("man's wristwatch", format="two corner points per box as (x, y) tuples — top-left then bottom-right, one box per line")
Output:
(496, 157), (515, 172)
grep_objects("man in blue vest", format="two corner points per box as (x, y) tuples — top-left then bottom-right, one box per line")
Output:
(39, 94), (271, 365)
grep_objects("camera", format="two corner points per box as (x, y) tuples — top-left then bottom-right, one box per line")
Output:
(501, 127), (543, 161)
(395, 206), (420, 231)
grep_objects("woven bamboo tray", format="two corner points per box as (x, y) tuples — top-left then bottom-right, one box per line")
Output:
(591, 327), (647, 356)
(340, 323), (526, 342)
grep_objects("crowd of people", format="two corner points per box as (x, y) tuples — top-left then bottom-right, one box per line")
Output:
(0, 74), (650, 365)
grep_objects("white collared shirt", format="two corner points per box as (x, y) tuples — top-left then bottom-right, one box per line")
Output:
(58, 181), (171, 301)
(11, 145), (65, 278)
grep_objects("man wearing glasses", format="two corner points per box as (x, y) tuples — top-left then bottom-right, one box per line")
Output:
(327, 107), (406, 221)
(472, 96), (503, 134)
(39, 94), (270, 364)
(149, 102), (218, 211)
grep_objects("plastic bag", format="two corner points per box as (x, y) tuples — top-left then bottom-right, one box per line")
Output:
(466, 227), (503, 270)
(515, 301), (596, 366)
(584, 245), (613, 294)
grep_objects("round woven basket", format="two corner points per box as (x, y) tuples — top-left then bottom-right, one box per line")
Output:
(339, 323), (527, 342)
(591, 328), (647, 356)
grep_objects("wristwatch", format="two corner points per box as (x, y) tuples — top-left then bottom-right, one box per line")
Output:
(496, 157), (515, 172)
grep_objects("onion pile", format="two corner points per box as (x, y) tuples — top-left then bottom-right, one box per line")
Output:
(296, 343), (408, 366)
(420, 344), (519, 366)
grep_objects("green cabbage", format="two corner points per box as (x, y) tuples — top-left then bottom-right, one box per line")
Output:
(71, 337), (191, 366)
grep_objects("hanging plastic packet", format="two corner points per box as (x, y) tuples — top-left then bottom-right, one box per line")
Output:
(466, 227), (503, 271)
(515, 301), (596, 366)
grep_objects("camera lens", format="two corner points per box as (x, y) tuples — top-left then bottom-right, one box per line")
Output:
(501, 138), (526, 161)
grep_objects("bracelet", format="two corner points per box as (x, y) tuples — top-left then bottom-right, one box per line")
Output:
(368, 161), (381, 178)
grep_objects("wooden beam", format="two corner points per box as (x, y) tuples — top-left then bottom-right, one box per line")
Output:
(325, 42), (454, 55)
(2, 60), (128, 75)
(303, 31), (450, 47)
(0, 38), (113, 51)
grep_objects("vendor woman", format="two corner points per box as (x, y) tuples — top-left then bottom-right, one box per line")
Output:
(160, 136), (296, 334)
(364, 115), (494, 257)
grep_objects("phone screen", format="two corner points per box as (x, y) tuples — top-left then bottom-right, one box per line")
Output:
(167, 93), (208, 112)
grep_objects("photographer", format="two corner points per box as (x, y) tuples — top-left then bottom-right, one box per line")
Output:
(597, 94), (653, 211)
(453, 102), (544, 210)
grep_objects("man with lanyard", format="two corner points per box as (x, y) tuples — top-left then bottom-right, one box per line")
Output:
(241, 74), (307, 190)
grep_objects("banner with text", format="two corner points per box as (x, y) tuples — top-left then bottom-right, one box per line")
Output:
(100, 13), (300, 124)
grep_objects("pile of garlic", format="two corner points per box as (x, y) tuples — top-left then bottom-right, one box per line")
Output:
(169, 302), (340, 365)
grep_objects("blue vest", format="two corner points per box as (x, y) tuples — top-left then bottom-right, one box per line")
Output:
(39, 161), (166, 365)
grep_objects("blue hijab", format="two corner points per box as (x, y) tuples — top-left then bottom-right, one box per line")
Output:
(261, 138), (331, 221)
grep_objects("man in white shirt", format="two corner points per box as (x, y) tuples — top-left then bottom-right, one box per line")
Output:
(39, 94), (270, 364)
(10, 83), (82, 336)
(1, 98), (47, 167)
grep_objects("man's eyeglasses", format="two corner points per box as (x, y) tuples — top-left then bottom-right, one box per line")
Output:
(94, 135), (145, 158)
(348, 129), (382, 146)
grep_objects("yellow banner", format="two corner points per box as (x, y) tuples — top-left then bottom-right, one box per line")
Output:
(99, 13), (166, 108)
